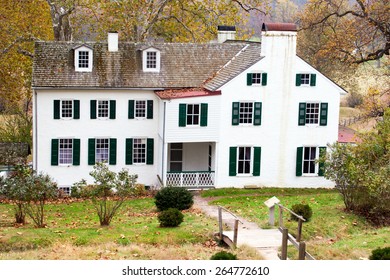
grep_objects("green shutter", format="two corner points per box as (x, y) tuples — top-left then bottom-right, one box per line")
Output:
(54, 100), (60, 119)
(128, 100), (134, 119)
(247, 73), (252, 86)
(125, 138), (133, 165)
(298, 103), (306, 126)
(200, 103), (208, 127)
(318, 146), (326, 176)
(90, 100), (97, 119)
(232, 102), (239, 126)
(147, 100), (153, 119)
(73, 139), (80, 165)
(51, 139), (59, 166)
(296, 74), (301, 86)
(229, 147), (237, 176)
(320, 103), (328, 126)
(254, 102), (262, 126)
(73, 100), (80, 119)
(179, 104), (186, 127)
(261, 73), (267, 86)
(88, 138), (95, 165)
(147, 138), (154, 165)
(310, 74), (317, 86)
(296, 147), (303, 176)
(109, 100), (116, 119)
(109, 138), (117, 165)
(253, 147), (261, 176)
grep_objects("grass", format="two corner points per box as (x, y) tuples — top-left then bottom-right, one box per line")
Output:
(0, 196), (262, 260)
(201, 188), (390, 260)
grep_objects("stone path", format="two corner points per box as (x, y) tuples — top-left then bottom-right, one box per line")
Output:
(193, 194), (282, 260)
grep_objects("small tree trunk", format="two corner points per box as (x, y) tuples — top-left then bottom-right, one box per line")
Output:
(14, 204), (26, 224)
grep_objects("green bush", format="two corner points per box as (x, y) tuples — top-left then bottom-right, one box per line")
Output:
(291, 204), (313, 222)
(154, 187), (193, 211)
(210, 251), (238, 260)
(369, 247), (390, 260)
(157, 208), (184, 227)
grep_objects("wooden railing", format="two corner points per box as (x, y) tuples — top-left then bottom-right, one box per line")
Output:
(166, 171), (215, 188)
(277, 203), (315, 260)
(217, 206), (243, 248)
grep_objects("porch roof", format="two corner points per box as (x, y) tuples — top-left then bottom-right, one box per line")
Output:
(155, 88), (221, 99)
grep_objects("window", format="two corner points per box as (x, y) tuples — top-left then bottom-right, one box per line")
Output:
(51, 138), (80, 166)
(59, 186), (71, 196)
(187, 104), (200, 125)
(296, 73), (316, 86)
(178, 103), (208, 127)
(238, 147), (251, 174)
(125, 138), (154, 165)
(98, 100), (109, 118)
(247, 72), (267, 86)
(298, 102), (328, 126)
(135, 100), (146, 118)
(146, 52), (157, 69)
(133, 138), (146, 164)
(142, 47), (160, 72)
(88, 138), (116, 165)
(232, 102), (262, 126)
(74, 46), (93, 72)
(96, 138), (109, 163)
(59, 139), (73, 165)
(229, 146), (261, 176)
(296, 147), (326, 176)
(54, 100), (80, 120)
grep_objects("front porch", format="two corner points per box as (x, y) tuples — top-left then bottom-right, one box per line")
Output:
(164, 142), (216, 188)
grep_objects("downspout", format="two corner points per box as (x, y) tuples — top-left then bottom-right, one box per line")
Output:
(33, 89), (38, 171)
(161, 101), (167, 187)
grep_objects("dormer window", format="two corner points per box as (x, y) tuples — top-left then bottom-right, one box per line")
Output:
(74, 45), (93, 72)
(142, 47), (160, 72)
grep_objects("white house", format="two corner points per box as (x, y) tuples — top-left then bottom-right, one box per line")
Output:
(32, 23), (346, 193)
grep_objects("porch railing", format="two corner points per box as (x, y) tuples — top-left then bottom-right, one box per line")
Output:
(166, 171), (215, 188)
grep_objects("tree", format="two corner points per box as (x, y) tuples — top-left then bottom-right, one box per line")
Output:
(322, 108), (390, 225)
(72, 162), (137, 226)
(298, 0), (390, 64)
(0, 165), (57, 227)
(272, 0), (299, 23)
(96, 0), (270, 42)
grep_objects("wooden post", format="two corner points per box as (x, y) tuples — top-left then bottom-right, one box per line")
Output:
(279, 206), (283, 228)
(233, 219), (239, 247)
(281, 227), (288, 260)
(297, 219), (303, 242)
(218, 207), (223, 239)
(269, 206), (275, 226)
(298, 241), (306, 260)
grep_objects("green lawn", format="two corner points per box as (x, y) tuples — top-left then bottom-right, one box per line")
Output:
(201, 188), (389, 260)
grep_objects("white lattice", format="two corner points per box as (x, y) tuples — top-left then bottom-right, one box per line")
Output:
(166, 172), (215, 188)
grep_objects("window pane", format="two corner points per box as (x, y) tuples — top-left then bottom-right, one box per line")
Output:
(61, 100), (73, 118)
(239, 102), (253, 124)
(146, 51), (157, 69)
(303, 147), (317, 174)
(251, 73), (261, 84)
(238, 146), (251, 174)
(135, 100), (146, 118)
(133, 138), (146, 164)
(98, 100), (109, 118)
(186, 104), (199, 125)
(78, 51), (89, 68)
(96, 138), (109, 162)
(59, 139), (72, 164)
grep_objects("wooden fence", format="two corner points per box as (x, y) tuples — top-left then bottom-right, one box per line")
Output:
(277, 203), (315, 260)
(216, 206), (243, 248)
(339, 115), (362, 127)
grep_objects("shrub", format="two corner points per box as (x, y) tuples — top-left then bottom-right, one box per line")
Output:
(154, 186), (193, 211)
(157, 208), (184, 227)
(369, 247), (390, 260)
(210, 251), (238, 260)
(291, 204), (313, 222)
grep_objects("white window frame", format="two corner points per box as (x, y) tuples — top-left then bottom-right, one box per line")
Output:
(133, 138), (147, 165)
(239, 102), (254, 125)
(237, 146), (252, 175)
(305, 102), (320, 125)
(300, 73), (311, 86)
(135, 100), (147, 119)
(186, 104), (200, 126)
(95, 138), (109, 163)
(61, 100), (73, 119)
(97, 100), (109, 119)
(142, 47), (160, 72)
(75, 46), (93, 72)
(58, 186), (71, 196)
(59, 138), (73, 166)
(302, 146), (318, 176)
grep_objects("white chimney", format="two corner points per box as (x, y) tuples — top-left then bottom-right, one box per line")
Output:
(108, 31), (118, 52)
(217, 26), (236, 43)
(260, 23), (297, 58)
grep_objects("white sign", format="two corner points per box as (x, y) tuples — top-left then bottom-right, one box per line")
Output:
(264, 196), (280, 208)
